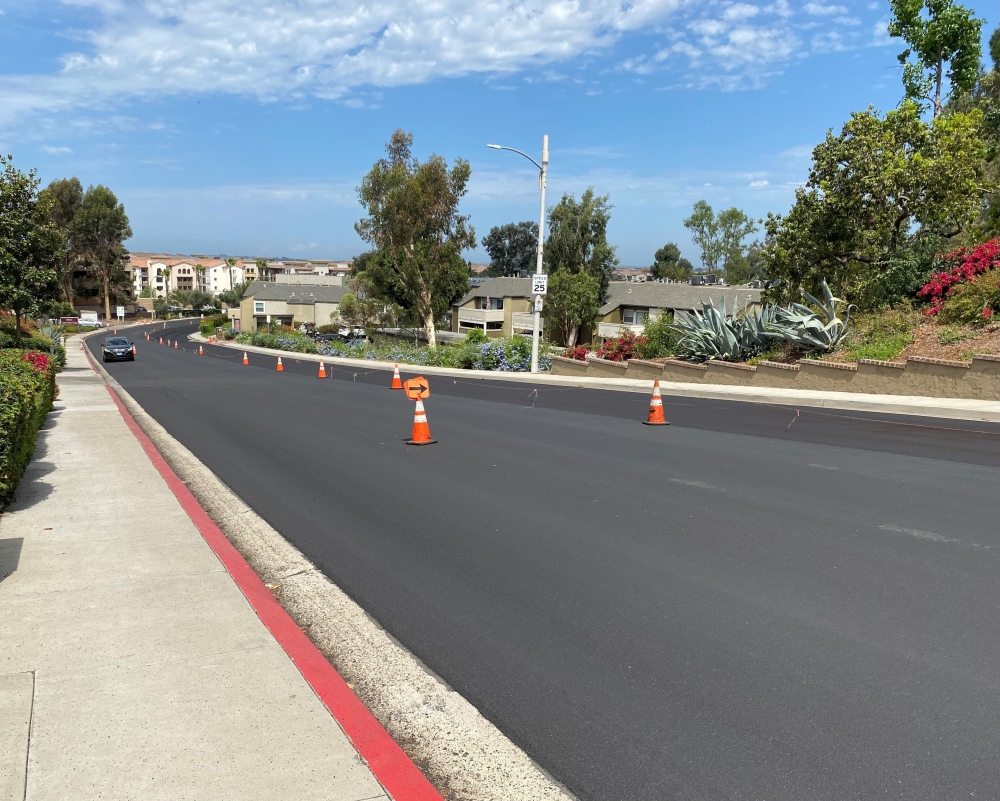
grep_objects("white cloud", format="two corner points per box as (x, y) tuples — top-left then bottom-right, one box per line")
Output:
(0, 0), (688, 126)
(804, 2), (848, 15)
(749, 179), (769, 186)
(41, 145), (73, 154)
(870, 17), (892, 46)
(723, 3), (761, 21)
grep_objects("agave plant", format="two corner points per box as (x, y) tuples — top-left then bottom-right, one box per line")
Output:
(672, 297), (774, 362)
(767, 279), (854, 353)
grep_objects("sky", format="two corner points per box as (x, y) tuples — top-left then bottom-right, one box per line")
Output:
(0, 0), (996, 266)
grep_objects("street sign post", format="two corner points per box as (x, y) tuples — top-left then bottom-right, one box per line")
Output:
(403, 377), (430, 400)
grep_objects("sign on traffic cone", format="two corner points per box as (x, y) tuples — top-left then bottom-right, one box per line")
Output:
(406, 399), (437, 445)
(391, 363), (403, 390)
(318, 360), (327, 378)
(643, 380), (669, 426)
(276, 356), (284, 372)
(198, 345), (204, 355)
(242, 352), (249, 365)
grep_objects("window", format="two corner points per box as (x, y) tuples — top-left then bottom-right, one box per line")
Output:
(486, 321), (503, 330)
(254, 301), (265, 314)
(479, 297), (503, 310)
(622, 308), (648, 325)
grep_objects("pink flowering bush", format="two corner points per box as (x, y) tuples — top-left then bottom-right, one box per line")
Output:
(919, 239), (1000, 316)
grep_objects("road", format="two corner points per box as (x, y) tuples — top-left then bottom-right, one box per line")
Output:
(90, 321), (1000, 800)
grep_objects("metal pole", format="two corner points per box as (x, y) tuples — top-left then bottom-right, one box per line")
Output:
(531, 135), (549, 374)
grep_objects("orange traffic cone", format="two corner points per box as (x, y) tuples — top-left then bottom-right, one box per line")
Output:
(159, 337), (163, 345)
(276, 356), (284, 372)
(643, 380), (669, 426)
(391, 363), (403, 390)
(318, 360), (327, 378)
(174, 341), (178, 349)
(198, 345), (204, 355)
(79, 343), (84, 350)
(242, 352), (249, 365)
(406, 399), (437, 445)
(132, 345), (137, 356)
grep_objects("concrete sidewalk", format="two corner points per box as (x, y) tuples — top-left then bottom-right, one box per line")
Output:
(0, 345), (392, 800)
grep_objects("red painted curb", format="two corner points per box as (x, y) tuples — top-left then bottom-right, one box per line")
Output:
(100, 380), (443, 801)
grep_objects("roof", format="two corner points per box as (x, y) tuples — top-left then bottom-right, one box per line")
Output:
(456, 277), (533, 304)
(598, 282), (762, 315)
(241, 281), (349, 304)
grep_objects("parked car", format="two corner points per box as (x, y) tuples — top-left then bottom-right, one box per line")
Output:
(102, 336), (135, 363)
(79, 312), (103, 328)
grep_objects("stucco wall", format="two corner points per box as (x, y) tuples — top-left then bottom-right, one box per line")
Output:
(549, 354), (1000, 401)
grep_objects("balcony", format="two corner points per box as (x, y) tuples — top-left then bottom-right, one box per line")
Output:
(511, 312), (538, 331)
(598, 322), (645, 339)
(458, 309), (505, 326)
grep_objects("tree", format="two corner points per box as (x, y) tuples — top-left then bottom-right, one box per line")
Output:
(543, 269), (601, 347)
(171, 288), (214, 310)
(544, 189), (618, 299)
(0, 156), (63, 338)
(482, 221), (538, 276)
(73, 185), (132, 320)
(335, 276), (395, 342)
(255, 259), (269, 281)
(355, 130), (476, 348)
(683, 201), (723, 273)
(888, 0), (984, 117)
(683, 201), (757, 280)
(38, 177), (83, 305)
(762, 101), (990, 302)
(650, 243), (695, 281)
(217, 281), (250, 308)
(195, 263), (206, 291)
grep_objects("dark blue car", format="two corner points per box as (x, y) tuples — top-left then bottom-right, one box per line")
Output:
(102, 336), (135, 362)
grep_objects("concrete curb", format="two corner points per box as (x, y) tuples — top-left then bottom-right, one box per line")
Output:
(193, 333), (1000, 423)
(80, 328), (578, 801)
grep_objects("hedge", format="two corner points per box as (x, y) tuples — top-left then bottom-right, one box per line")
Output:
(0, 350), (57, 509)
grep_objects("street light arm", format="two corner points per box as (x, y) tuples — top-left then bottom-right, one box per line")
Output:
(486, 144), (543, 173)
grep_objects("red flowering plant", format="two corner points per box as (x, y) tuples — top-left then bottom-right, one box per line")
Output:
(21, 351), (51, 377)
(595, 328), (647, 362)
(562, 343), (591, 361)
(918, 239), (1000, 315)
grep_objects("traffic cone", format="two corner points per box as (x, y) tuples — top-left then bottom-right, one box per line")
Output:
(276, 356), (284, 372)
(391, 363), (403, 390)
(406, 399), (437, 445)
(318, 360), (327, 378)
(174, 341), (178, 349)
(242, 352), (249, 365)
(132, 345), (137, 356)
(198, 345), (204, 355)
(642, 380), (669, 426)
(159, 337), (163, 345)
(79, 343), (84, 350)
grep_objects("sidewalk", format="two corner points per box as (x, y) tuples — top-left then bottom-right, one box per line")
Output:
(0, 344), (406, 800)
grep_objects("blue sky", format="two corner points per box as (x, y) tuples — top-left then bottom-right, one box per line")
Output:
(0, 0), (995, 266)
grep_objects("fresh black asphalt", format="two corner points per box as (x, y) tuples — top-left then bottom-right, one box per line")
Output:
(93, 322), (1000, 800)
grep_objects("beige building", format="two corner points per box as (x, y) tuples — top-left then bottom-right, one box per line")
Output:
(450, 277), (539, 338)
(589, 282), (762, 346)
(235, 281), (349, 332)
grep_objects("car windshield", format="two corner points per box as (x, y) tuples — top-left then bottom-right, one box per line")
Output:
(106, 338), (128, 346)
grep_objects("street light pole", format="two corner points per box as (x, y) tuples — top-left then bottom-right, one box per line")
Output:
(486, 136), (549, 373)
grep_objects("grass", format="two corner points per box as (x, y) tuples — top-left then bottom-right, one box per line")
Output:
(838, 306), (921, 362)
(936, 326), (971, 345)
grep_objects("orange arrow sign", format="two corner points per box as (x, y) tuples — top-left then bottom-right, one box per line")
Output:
(403, 376), (430, 400)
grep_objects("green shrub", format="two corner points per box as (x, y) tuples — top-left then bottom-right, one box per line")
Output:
(464, 328), (489, 344)
(0, 350), (57, 509)
(937, 272), (1000, 325)
(638, 312), (678, 359)
(839, 306), (920, 362)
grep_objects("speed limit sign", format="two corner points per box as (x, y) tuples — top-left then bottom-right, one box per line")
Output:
(532, 274), (548, 295)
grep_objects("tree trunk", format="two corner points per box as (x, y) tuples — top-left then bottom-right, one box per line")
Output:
(423, 310), (437, 349)
(103, 268), (111, 322)
(933, 58), (943, 118)
(566, 323), (578, 348)
(14, 310), (22, 341)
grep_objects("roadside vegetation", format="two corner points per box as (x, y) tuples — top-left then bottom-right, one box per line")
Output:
(234, 325), (557, 371)
(571, 12), (1000, 368)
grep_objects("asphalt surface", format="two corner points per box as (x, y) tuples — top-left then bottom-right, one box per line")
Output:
(92, 322), (1000, 800)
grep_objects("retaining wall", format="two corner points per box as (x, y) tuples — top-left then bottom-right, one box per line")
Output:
(550, 354), (1000, 401)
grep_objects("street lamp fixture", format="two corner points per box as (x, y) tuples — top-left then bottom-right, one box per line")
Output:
(485, 136), (549, 373)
